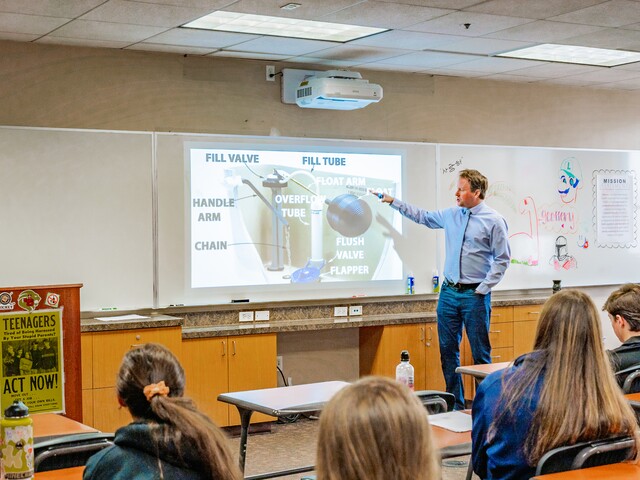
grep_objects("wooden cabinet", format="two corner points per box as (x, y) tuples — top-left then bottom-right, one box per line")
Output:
(359, 323), (445, 391)
(182, 333), (277, 427)
(513, 304), (543, 357)
(80, 326), (182, 432)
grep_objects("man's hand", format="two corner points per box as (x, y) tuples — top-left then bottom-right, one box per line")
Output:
(370, 190), (394, 204)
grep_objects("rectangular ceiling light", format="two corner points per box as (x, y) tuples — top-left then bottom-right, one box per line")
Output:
(497, 43), (640, 67)
(182, 11), (387, 42)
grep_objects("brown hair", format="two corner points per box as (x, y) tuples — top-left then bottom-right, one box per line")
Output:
(316, 376), (440, 480)
(490, 290), (639, 464)
(117, 343), (241, 480)
(459, 169), (488, 199)
(603, 283), (640, 332)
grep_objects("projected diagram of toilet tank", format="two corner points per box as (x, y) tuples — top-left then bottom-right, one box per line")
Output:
(188, 146), (403, 288)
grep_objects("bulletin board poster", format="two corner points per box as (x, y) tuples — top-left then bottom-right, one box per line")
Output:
(0, 306), (64, 414)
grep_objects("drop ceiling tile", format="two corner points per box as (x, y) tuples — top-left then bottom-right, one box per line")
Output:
(126, 43), (217, 55)
(423, 66), (489, 77)
(0, 0), (104, 17)
(560, 67), (640, 82)
(545, 76), (605, 86)
(375, 50), (478, 68)
(384, 0), (483, 8)
(320, 1), (453, 29)
(283, 56), (357, 68)
(47, 19), (166, 42)
(144, 28), (259, 48)
(80, 0), (212, 28)
(596, 77), (640, 89)
(227, 36), (338, 56)
(299, 44), (412, 63)
(438, 37), (533, 54)
(351, 29), (468, 50)
(223, 0), (367, 20)
(562, 27), (640, 50)
(0, 12), (69, 35)
(350, 61), (428, 72)
(550, 0), (640, 27)
(441, 55), (545, 73)
(0, 32), (39, 41)
(484, 20), (604, 42)
(623, 22), (640, 30)
(132, 0), (236, 7)
(481, 73), (541, 82)
(614, 60), (640, 70)
(210, 50), (291, 60)
(502, 62), (602, 78)
(465, 0), (606, 19)
(406, 11), (534, 36)
(37, 36), (133, 49)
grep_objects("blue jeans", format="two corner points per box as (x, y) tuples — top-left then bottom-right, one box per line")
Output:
(436, 283), (492, 410)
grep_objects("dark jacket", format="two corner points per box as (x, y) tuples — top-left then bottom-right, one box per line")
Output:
(472, 353), (545, 480)
(83, 421), (207, 480)
(608, 336), (640, 372)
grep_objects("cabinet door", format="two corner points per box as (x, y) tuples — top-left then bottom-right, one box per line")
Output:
(513, 304), (543, 357)
(359, 324), (425, 388)
(228, 334), (277, 425)
(182, 337), (229, 426)
(92, 387), (132, 433)
(423, 324), (446, 391)
(92, 327), (182, 388)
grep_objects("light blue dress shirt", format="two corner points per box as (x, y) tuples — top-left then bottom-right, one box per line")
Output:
(391, 200), (510, 295)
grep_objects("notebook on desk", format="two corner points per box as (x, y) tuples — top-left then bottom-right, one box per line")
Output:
(429, 411), (472, 433)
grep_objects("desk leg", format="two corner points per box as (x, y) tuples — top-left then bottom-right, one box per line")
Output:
(238, 407), (254, 473)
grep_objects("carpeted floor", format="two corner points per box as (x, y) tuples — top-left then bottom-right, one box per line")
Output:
(227, 416), (477, 479)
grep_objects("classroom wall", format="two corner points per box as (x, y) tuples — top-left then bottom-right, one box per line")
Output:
(2, 40), (636, 381)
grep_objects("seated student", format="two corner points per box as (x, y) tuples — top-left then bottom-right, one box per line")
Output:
(472, 289), (639, 480)
(84, 343), (241, 480)
(603, 283), (640, 372)
(315, 376), (440, 480)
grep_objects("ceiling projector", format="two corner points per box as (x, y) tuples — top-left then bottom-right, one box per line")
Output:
(295, 70), (383, 111)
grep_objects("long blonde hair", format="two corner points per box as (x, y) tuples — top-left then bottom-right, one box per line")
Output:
(316, 376), (440, 480)
(490, 289), (639, 464)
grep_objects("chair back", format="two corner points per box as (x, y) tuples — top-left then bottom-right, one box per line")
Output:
(615, 363), (640, 393)
(414, 390), (455, 414)
(34, 432), (115, 472)
(535, 435), (635, 476)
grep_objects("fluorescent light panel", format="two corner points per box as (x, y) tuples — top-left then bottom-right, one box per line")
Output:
(182, 11), (387, 42)
(498, 43), (640, 67)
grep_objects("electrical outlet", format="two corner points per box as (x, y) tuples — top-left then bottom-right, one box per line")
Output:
(334, 306), (348, 317)
(255, 310), (270, 321)
(349, 305), (363, 316)
(239, 311), (254, 322)
(276, 356), (283, 370)
(266, 65), (275, 81)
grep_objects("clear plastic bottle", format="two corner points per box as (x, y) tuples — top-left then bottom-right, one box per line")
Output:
(395, 350), (414, 391)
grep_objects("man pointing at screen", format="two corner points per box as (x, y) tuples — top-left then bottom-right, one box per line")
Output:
(376, 169), (510, 410)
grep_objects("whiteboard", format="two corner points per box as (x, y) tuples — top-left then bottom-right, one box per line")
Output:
(439, 144), (640, 290)
(0, 127), (154, 310)
(156, 133), (438, 305)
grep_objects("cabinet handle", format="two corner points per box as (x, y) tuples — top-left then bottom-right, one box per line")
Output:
(221, 340), (226, 356)
(528, 311), (540, 315)
(489, 330), (501, 334)
(419, 327), (425, 343)
(135, 335), (141, 341)
(130, 344), (143, 349)
(426, 326), (433, 347)
(491, 355), (501, 359)
(492, 313), (501, 317)
(232, 340), (237, 355)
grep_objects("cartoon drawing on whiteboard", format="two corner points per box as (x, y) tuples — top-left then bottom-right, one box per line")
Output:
(549, 235), (577, 270)
(557, 157), (582, 204)
(577, 235), (589, 249)
(509, 196), (539, 266)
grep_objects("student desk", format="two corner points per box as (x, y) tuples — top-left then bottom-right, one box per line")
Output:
(218, 381), (349, 477)
(35, 466), (84, 479)
(455, 361), (511, 381)
(33, 413), (98, 443)
(531, 463), (640, 479)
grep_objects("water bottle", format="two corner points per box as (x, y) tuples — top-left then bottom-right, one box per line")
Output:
(432, 269), (440, 293)
(396, 350), (415, 391)
(406, 274), (415, 295)
(1, 400), (34, 480)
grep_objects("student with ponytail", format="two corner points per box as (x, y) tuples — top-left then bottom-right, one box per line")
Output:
(84, 343), (241, 480)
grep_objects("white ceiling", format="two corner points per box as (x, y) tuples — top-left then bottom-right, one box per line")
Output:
(4, 0), (640, 90)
